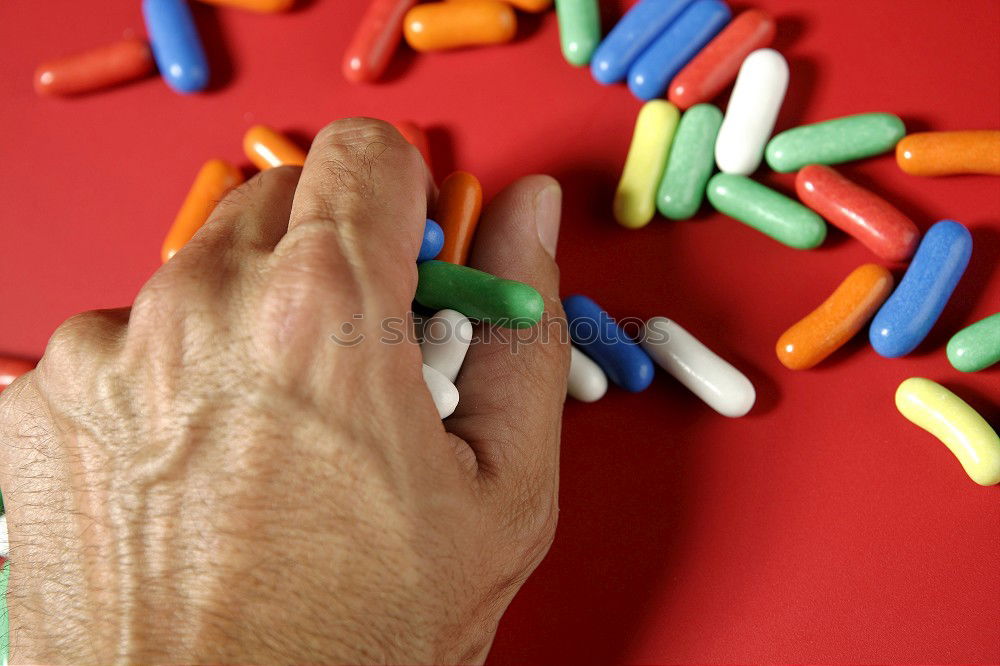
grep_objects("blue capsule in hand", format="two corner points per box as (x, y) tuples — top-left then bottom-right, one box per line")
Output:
(418, 218), (445, 263)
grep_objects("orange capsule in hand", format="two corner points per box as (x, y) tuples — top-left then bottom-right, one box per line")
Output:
(404, 1), (517, 52)
(34, 38), (155, 97)
(161, 159), (244, 263)
(243, 125), (307, 170)
(776, 264), (894, 370)
(436, 171), (483, 265)
(0, 357), (35, 392)
(195, 0), (295, 11)
(896, 131), (1000, 176)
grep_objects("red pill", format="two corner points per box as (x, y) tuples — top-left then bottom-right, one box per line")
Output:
(34, 38), (155, 97)
(392, 120), (432, 170)
(0, 357), (35, 392)
(343, 0), (418, 83)
(795, 165), (919, 263)
(668, 10), (775, 110)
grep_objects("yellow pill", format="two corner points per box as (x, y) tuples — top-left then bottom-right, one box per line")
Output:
(614, 100), (679, 229)
(895, 378), (1000, 486)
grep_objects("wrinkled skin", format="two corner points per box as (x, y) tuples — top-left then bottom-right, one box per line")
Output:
(0, 118), (568, 664)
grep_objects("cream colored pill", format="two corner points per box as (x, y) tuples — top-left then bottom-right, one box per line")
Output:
(614, 100), (680, 229)
(420, 309), (473, 383)
(895, 377), (1000, 486)
(641, 317), (755, 417)
(568, 346), (608, 402)
(0, 514), (7, 558)
(422, 363), (460, 419)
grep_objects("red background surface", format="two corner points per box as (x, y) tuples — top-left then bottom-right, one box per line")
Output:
(2, 0), (998, 662)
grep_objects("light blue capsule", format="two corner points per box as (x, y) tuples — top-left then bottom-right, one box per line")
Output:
(590, 0), (696, 85)
(143, 0), (210, 94)
(418, 219), (445, 263)
(563, 294), (655, 392)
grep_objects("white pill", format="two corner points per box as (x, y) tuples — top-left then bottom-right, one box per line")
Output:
(0, 514), (7, 558)
(567, 345), (608, 403)
(420, 309), (473, 383)
(715, 48), (788, 175)
(641, 317), (756, 417)
(422, 363), (459, 419)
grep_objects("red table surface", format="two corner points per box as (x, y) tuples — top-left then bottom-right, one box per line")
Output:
(2, 0), (998, 662)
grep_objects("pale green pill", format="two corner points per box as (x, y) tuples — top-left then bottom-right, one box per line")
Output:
(947, 313), (1000, 372)
(765, 112), (906, 172)
(555, 0), (601, 67)
(707, 173), (827, 249)
(657, 103), (723, 220)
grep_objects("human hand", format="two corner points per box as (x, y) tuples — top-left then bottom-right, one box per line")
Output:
(0, 118), (568, 664)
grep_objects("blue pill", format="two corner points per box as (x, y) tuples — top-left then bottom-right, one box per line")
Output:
(143, 0), (210, 94)
(563, 294), (655, 392)
(418, 219), (445, 263)
(628, 0), (731, 101)
(590, 0), (696, 85)
(869, 220), (973, 358)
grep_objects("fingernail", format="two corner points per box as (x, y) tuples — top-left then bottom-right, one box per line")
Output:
(535, 181), (562, 258)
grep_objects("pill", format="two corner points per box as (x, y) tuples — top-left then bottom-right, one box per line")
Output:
(0, 514), (6, 558)
(403, 1), (516, 52)
(34, 38), (155, 97)
(896, 131), (1000, 176)
(590, 0), (696, 85)
(657, 103), (723, 220)
(0, 357), (35, 392)
(640, 317), (755, 416)
(419, 219), (445, 263)
(947, 313), (1000, 373)
(628, 0), (731, 101)
(706, 174), (827, 249)
(715, 48), (788, 175)
(562, 295), (654, 393)
(505, 0), (552, 11)
(161, 159), (244, 263)
(776, 264), (894, 370)
(195, 0), (294, 9)
(435, 171), (482, 264)
(870, 220), (972, 358)
(895, 378), (1000, 486)
(567, 346), (608, 402)
(343, 0), (417, 83)
(243, 125), (307, 170)
(766, 113), (906, 173)
(393, 120), (432, 169)
(142, 0), (210, 94)
(416, 261), (544, 329)
(421, 309), (473, 383)
(795, 165), (919, 262)
(615, 100), (680, 229)
(668, 9), (776, 110)
(423, 363), (460, 419)
(555, 0), (601, 67)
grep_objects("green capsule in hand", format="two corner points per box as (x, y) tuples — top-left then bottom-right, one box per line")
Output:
(707, 173), (827, 249)
(765, 112), (906, 173)
(555, 0), (601, 67)
(657, 103), (723, 220)
(416, 261), (544, 329)
(947, 313), (1000, 372)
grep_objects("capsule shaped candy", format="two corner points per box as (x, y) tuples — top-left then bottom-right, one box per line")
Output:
(505, 0), (552, 11)
(896, 131), (1000, 177)
(162, 159), (244, 263)
(416, 261), (543, 328)
(195, 0), (294, 10)
(707, 174), (827, 249)
(765, 113), (906, 173)
(1, 356), (35, 392)
(243, 125), (307, 170)
(895, 378), (1000, 486)
(590, 0), (696, 85)
(403, 1), (516, 52)
(34, 38), (155, 97)
(0, 514), (7, 558)
(870, 220), (972, 358)
(641, 317), (755, 417)
(421, 309), (473, 382)
(563, 295), (654, 393)
(393, 120), (432, 169)
(715, 48), (788, 175)
(628, 0), (731, 101)
(657, 103), (723, 219)
(615, 101), (680, 229)
(142, 0), (210, 94)
(947, 313), (1000, 373)
(567, 345), (608, 402)
(555, 0), (601, 67)
(776, 264), (894, 370)
(435, 171), (482, 264)
(343, 0), (417, 83)
(668, 9), (776, 110)
(795, 165), (919, 262)
(418, 219), (445, 263)
(423, 363), (460, 419)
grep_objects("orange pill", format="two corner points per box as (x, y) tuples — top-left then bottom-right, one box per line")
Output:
(896, 131), (1000, 176)
(34, 38), (155, 97)
(435, 171), (483, 265)
(161, 159), (244, 263)
(776, 263), (894, 370)
(243, 125), (307, 170)
(393, 120), (432, 170)
(404, 1), (517, 52)
(451, 0), (551, 11)
(194, 0), (295, 11)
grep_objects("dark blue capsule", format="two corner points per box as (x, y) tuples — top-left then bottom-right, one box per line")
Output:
(418, 219), (445, 263)
(563, 294), (655, 392)
(590, 0), (696, 85)
(143, 0), (210, 94)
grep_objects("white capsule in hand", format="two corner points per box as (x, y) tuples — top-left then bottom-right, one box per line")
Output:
(641, 317), (756, 417)
(422, 363), (460, 419)
(420, 309), (473, 383)
(568, 345), (608, 402)
(0, 514), (7, 558)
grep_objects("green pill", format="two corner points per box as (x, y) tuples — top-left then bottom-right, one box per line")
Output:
(657, 103), (723, 220)
(416, 261), (544, 329)
(555, 0), (601, 67)
(707, 173), (827, 249)
(765, 112), (906, 173)
(947, 313), (1000, 372)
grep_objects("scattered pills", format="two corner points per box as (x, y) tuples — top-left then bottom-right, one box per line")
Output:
(34, 38), (155, 97)
(563, 294), (654, 393)
(243, 125), (307, 170)
(590, 0), (696, 85)
(615, 100), (680, 229)
(715, 48), (788, 175)
(795, 164), (919, 262)
(707, 173), (827, 249)
(947, 313), (1000, 373)
(419, 219), (445, 262)
(403, 1), (516, 52)
(555, 0), (601, 67)
(776, 264), (894, 370)
(766, 113), (906, 173)
(142, 0), (210, 94)
(895, 378), (1000, 486)
(896, 130), (1000, 176)
(421, 309), (473, 382)
(423, 363), (460, 418)
(162, 159), (244, 263)
(657, 103), (723, 220)
(343, 0), (417, 83)
(567, 345), (608, 402)
(870, 220), (972, 358)
(196, 0), (294, 10)
(416, 261), (544, 328)
(0, 357), (35, 392)
(435, 171), (483, 264)
(641, 317), (755, 417)
(393, 120), (432, 169)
